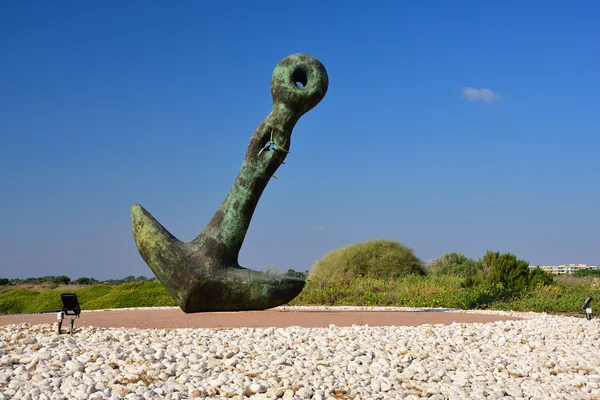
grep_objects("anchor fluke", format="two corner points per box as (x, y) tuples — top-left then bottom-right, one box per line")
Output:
(131, 53), (328, 313)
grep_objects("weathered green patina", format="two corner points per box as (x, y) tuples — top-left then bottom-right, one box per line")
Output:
(131, 53), (329, 312)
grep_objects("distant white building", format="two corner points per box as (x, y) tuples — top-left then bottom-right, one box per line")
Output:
(529, 264), (600, 275)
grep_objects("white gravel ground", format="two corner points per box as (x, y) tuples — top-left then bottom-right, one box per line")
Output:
(1, 307), (599, 400)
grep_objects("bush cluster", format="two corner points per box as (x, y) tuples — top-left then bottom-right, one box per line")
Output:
(428, 252), (480, 278)
(309, 239), (425, 283)
(289, 239), (592, 312)
(308, 239), (555, 292)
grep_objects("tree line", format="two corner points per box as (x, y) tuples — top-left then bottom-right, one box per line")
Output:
(0, 275), (157, 286)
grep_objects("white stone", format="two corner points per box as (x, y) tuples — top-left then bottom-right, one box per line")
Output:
(66, 360), (85, 372)
(248, 383), (267, 393)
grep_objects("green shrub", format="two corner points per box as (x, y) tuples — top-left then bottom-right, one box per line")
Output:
(72, 284), (113, 305)
(493, 282), (597, 313)
(53, 275), (71, 285)
(75, 277), (92, 285)
(291, 275), (518, 310)
(0, 278), (9, 285)
(0, 289), (40, 314)
(478, 251), (554, 290)
(528, 267), (555, 288)
(83, 281), (175, 309)
(480, 251), (531, 291)
(290, 274), (596, 313)
(282, 269), (308, 280)
(308, 239), (425, 283)
(428, 252), (482, 278)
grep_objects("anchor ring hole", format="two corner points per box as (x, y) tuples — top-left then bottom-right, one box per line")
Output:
(292, 68), (308, 88)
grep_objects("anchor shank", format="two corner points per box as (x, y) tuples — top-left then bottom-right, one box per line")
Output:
(193, 109), (300, 264)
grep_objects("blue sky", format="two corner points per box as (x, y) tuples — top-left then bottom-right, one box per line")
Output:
(1, 1), (598, 280)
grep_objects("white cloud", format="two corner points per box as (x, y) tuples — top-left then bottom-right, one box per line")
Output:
(462, 87), (502, 104)
(311, 226), (326, 232)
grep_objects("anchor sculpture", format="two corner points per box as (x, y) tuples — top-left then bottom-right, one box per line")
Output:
(131, 53), (329, 312)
